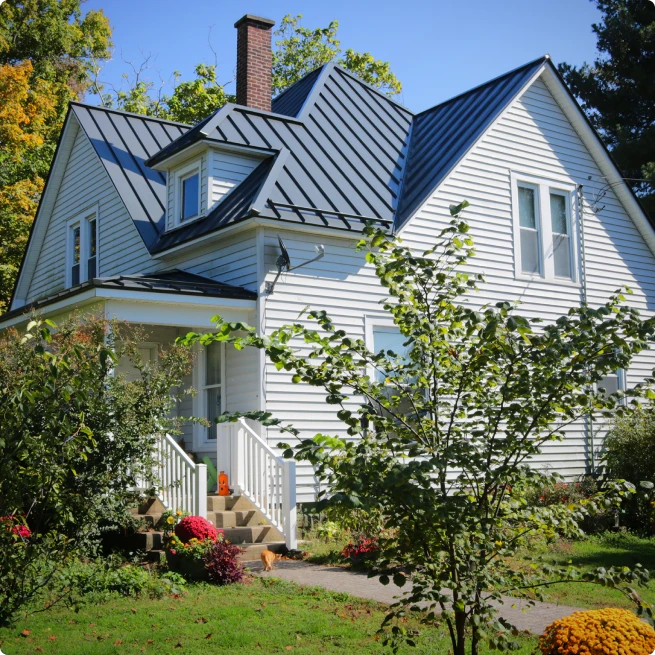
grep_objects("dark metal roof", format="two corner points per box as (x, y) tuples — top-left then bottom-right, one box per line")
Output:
(69, 58), (558, 256)
(70, 103), (189, 248)
(0, 269), (256, 323)
(395, 56), (547, 229)
(97, 269), (257, 299)
(151, 156), (275, 252)
(271, 65), (324, 117)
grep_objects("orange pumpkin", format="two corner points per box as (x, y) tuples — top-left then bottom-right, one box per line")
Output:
(218, 471), (230, 496)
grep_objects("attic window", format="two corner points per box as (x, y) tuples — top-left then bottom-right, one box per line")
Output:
(67, 209), (98, 287)
(511, 173), (577, 284)
(180, 170), (200, 222)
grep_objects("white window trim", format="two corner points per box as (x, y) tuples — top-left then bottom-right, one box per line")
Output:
(174, 159), (203, 227)
(66, 206), (99, 288)
(510, 172), (579, 286)
(365, 316), (400, 382)
(192, 341), (227, 451)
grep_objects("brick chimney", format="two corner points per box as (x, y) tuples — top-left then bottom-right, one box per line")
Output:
(234, 14), (275, 112)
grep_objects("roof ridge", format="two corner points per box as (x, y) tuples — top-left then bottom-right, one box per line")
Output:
(332, 64), (414, 116)
(272, 63), (326, 104)
(414, 55), (549, 118)
(69, 101), (191, 129)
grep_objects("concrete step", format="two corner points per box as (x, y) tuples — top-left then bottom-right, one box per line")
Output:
(238, 542), (286, 562)
(130, 531), (165, 551)
(222, 526), (282, 545)
(207, 509), (268, 528)
(206, 495), (255, 512)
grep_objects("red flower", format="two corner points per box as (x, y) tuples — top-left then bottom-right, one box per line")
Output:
(170, 549), (177, 555)
(174, 515), (218, 544)
(1, 515), (31, 539)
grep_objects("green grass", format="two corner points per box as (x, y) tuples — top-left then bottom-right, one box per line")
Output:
(0, 577), (536, 655)
(522, 532), (655, 610)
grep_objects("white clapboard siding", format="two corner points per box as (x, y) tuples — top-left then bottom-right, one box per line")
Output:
(209, 149), (261, 209)
(27, 125), (152, 302)
(261, 74), (655, 501)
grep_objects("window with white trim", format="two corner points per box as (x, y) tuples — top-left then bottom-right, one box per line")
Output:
(598, 370), (625, 398)
(180, 170), (200, 222)
(203, 341), (224, 441)
(512, 174), (577, 283)
(67, 210), (98, 287)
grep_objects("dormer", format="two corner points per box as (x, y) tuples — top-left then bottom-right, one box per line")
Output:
(151, 143), (268, 232)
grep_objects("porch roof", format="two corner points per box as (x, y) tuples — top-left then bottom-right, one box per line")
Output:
(0, 269), (257, 325)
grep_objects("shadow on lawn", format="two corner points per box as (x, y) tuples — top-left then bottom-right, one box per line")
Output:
(547, 534), (655, 572)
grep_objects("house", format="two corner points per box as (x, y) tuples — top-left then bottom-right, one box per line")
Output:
(3, 14), (655, 550)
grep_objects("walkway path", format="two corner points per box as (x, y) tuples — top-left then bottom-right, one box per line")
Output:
(248, 560), (582, 635)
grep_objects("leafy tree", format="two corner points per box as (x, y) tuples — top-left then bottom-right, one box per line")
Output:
(0, 316), (191, 625)
(183, 204), (655, 653)
(105, 13), (401, 124)
(0, 0), (113, 312)
(272, 14), (401, 97)
(559, 0), (655, 217)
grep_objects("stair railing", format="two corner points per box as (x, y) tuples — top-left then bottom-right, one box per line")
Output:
(155, 433), (207, 518)
(228, 418), (297, 549)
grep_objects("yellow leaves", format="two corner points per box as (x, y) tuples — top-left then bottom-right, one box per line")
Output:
(0, 61), (55, 155)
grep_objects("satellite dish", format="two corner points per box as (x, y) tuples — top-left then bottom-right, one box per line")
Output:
(266, 235), (325, 294)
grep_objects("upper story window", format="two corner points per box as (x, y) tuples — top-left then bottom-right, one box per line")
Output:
(67, 209), (98, 287)
(180, 170), (200, 222)
(512, 173), (577, 283)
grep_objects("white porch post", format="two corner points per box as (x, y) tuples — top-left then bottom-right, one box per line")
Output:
(282, 459), (297, 550)
(194, 463), (207, 518)
(230, 423), (245, 494)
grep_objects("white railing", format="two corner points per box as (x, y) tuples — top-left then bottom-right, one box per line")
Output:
(227, 418), (297, 549)
(156, 433), (207, 518)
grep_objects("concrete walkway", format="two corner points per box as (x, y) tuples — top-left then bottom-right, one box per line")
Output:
(248, 560), (582, 635)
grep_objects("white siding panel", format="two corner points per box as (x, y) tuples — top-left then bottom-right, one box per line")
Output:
(210, 149), (260, 208)
(27, 127), (151, 302)
(262, 75), (655, 501)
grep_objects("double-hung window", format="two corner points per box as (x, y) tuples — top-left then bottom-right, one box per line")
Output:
(67, 210), (98, 287)
(203, 341), (224, 442)
(512, 174), (576, 283)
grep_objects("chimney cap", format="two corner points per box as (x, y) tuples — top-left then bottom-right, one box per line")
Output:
(234, 14), (275, 29)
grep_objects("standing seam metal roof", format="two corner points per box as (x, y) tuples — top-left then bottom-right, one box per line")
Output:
(69, 57), (555, 255)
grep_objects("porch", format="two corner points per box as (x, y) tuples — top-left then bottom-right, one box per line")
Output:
(0, 270), (297, 549)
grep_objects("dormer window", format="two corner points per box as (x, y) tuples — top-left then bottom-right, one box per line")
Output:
(181, 170), (200, 222)
(67, 209), (98, 287)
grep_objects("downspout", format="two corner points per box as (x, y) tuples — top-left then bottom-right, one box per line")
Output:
(578, 184), (595, 476)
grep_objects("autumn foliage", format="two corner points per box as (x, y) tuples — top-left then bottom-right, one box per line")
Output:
(539, 608), (655, 655)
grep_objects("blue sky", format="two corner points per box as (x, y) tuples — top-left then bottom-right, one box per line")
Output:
(84, 0), (602, 113)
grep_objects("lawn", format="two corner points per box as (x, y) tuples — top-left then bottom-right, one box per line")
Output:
(522, 532), (655, 610)
(0, 577), (537, 655)
(302, 529), (655, 611)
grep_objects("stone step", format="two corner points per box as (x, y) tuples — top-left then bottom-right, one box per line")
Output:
(206, 495), (255, 512)
(207, 509), (268, 528)
(221, 526), (281, 545)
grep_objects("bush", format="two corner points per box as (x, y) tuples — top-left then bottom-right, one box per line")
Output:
(203, 539), (245, 585)
(0, 316), (191, 625)
(604, 407), (655, 534)
(539, 608), (655, 655)
(342, 536), (379, 566)
(174, 515), (219, 543)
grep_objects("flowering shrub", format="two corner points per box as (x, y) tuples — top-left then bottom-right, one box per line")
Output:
(158, 509), (188, 536)
(203, 539), (245, 585)
(1, 515), (31, 539)
(166, 535), (215, 562)
(342, 536), (379, 564)
(539, 608), (655, 655)
(174, 515), (218, 543)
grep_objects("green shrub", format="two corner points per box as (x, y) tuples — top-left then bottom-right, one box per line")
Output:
(604, 408), (655, 534)
(0, 316), (191, 625)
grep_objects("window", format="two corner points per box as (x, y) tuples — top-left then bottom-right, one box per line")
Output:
(180, 171), (199, 222)
(203, 342), (223, 441)
(518, 184), (540, 275)
(372, 326), (410, 383)
(87, 218), (97, 279)
(512, 174), (576, 283)
(67, 210), (98, 287)
(598, 370), (624, 398)
(70, 224), (81, 286)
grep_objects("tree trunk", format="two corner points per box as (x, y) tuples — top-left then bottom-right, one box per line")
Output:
(455, 611), (466, 655)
